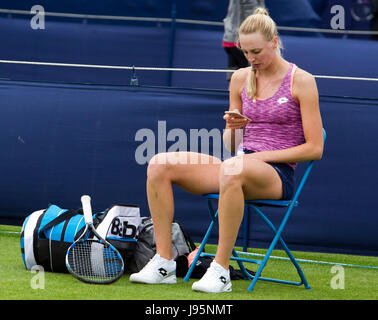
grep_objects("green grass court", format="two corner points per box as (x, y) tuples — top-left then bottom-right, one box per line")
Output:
(1, 224), (377, 300)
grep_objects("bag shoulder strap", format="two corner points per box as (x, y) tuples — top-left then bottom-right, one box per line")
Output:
(38, 208), (82, 237)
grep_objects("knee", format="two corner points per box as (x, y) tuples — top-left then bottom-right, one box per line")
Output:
(219, 157), (244, 190)
(147, 153), (171, 183)
(219, 157), (263, 191)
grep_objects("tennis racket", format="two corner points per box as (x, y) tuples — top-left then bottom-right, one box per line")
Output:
(65, 195), (124, 284)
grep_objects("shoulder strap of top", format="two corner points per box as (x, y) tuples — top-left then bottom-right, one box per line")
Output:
(290, 64), (298, 98)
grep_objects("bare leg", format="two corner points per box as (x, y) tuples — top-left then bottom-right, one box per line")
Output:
(215, 155), (283, 269)
(146, 168), (175, 260)
(146, 152), (221, 260)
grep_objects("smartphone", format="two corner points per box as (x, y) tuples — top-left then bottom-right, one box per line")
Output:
(224, 111), (251, 121)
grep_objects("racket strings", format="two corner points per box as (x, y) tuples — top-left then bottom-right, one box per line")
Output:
(68, 239), (123, 283)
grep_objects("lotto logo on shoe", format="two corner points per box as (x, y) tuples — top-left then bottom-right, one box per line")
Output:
(158, 268), (168, 277)
(219, 276), (227, 284)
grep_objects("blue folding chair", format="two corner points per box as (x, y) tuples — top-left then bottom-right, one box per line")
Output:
(184, 129), (326, 291)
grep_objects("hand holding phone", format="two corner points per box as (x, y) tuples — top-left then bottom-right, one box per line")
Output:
(224, 110), (252, 122)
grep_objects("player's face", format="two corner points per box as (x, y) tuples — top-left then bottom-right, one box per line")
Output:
(239, 32), (278, 70)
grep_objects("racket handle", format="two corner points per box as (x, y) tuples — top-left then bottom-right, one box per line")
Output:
(81, 195), (93, 224)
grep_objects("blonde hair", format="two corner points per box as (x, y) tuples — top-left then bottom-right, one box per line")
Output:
(238, 8), (282, 99)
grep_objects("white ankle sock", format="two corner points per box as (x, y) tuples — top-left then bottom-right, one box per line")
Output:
(212, 260), (229, 274)
(156, 254), (175, 265)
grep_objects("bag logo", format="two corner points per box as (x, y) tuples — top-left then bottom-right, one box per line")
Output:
(110, 217), (137, 239)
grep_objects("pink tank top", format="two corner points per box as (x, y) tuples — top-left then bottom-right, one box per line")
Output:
(241, 63), (304, 169)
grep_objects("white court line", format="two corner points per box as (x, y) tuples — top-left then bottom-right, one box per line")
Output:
(235, 251), (378, 270)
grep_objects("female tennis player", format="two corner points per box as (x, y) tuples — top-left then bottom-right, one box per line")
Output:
(130, 7), (324, 293)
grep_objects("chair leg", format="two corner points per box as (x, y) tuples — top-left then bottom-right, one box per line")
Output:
(247, 204), (311, 291)
(247, 213), (292, 291)
(243, 206), (249, 252)
(231, 248), (254, 280)
(276, 237), (311, 289)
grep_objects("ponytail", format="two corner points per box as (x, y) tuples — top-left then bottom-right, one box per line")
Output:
(246, 66), (257, 102)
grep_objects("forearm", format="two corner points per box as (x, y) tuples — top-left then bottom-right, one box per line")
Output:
(251, 141), (323, 163)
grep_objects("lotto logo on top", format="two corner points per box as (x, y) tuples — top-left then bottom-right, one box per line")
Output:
(277, 97), (289, 104)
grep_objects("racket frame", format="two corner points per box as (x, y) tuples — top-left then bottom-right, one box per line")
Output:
(65, 196), (124, 284)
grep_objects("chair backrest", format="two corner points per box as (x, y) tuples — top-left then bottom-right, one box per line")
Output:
(291, 128), (326, 202)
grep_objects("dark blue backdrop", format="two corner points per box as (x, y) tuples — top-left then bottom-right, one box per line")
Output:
(1, 80), (377, 257)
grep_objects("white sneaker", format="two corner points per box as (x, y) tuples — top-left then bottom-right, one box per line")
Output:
(192, 260), (232, 293)
(129, 254), (177, 284)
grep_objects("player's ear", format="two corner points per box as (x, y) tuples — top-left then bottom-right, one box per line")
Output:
(271, 36), (278, 50)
